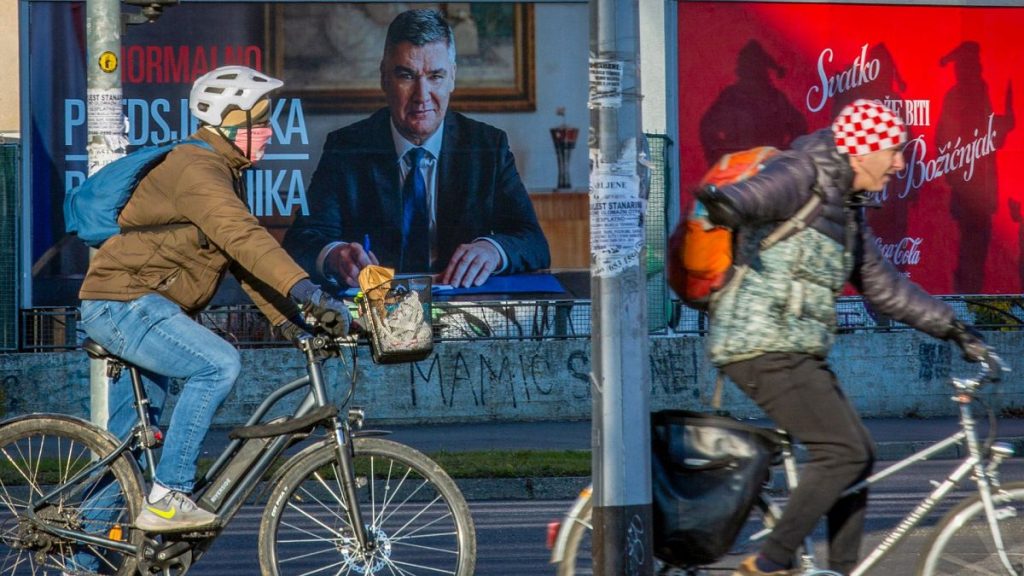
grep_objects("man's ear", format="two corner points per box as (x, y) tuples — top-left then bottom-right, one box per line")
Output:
(848, 154), (863, 175)
(379, 61), (386, 92)
(450, 62), (457, 92)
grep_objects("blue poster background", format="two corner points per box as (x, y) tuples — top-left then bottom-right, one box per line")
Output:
(27, 2), (314, 305)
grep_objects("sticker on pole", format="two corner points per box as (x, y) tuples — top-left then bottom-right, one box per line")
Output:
(86, 88), (129, 175)
(87, 89), (125, 134)
(98, 51), (118, 73)
(589, 58), (623, 109)
(590, 169), (645, 278)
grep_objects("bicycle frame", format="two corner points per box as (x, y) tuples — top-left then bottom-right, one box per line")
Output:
(789, 373), (1017, 576)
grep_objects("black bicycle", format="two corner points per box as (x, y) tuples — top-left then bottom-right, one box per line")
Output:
(0, 327), (476, 575)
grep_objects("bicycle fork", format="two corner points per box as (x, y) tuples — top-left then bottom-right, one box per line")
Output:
(846, 391), (1018, 576)
(973, 443), (1019, 575)
(301, 339), (374, 554)
(331, 418), (375, 552)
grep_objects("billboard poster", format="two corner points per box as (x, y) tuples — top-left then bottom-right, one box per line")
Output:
(678, 1), (1024, 295)
(26, 1), (584, 307)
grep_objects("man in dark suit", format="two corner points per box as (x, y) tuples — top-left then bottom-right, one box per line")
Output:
(283, 8), (549, 289)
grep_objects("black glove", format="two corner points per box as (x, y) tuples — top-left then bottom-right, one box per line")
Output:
(289, 279), (352, 337)
(276, 319), (310, 346)
(947, 319), (990, 363)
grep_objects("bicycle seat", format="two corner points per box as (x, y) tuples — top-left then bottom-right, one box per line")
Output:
(82, 338), (119, 361)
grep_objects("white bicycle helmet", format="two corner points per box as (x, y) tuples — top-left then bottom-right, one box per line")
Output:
(189, 66), (283, 127)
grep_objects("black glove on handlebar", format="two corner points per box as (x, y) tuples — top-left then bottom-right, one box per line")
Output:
(947, 319), (990, 364)
(289, 279), (352, 337)
(276, 319), (310, 346)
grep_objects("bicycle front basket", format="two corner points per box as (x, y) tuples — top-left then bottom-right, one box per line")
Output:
(358, 275), (434, 364)
(650, 410), (783, 567)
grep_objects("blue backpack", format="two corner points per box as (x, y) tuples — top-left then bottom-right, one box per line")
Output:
(63, 139), (212, 247)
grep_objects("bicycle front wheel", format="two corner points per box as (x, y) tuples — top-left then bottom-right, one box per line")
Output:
(918, 480), (1024, 575)
(259, 436), (476, 576)
(0, 415), (145, 575)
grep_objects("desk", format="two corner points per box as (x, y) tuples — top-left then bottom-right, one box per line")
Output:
(530, 191), (589, 269)
(431, 271), (590, 339)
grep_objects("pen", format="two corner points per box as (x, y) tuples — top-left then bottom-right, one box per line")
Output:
(363, 233), (371, 254)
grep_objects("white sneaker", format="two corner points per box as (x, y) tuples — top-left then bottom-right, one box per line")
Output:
(135, 491), (217, 532)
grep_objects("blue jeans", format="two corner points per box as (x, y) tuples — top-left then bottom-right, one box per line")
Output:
(79, 294), (240, 492)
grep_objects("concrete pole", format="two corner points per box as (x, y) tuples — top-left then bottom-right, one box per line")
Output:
(86, 0), (126, 428)
(588, 0), (652, 569)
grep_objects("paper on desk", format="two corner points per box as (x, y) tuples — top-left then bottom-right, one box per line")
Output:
(342, 283), (453, 297)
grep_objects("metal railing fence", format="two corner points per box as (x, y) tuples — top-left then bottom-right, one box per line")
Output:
(17, 295), (1022, 352)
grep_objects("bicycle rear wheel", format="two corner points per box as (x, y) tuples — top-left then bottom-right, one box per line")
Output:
(555, 492), (780, 575)
(0, 415), (144, 575)
(918, 480), (1024, 575)
(259, 437), (476, 576)
(554, 492), (591, 576)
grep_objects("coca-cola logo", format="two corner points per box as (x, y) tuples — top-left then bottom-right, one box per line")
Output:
(875, 237), (923, 266)
(806, 44), (879, 113)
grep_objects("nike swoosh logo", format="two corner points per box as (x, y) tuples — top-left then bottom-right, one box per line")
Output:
(146, 505), (176, 520)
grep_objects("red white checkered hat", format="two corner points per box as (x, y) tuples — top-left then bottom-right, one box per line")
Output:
(831, 99), (907, 156)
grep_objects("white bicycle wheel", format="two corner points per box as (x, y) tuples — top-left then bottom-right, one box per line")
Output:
(918, 480), (1024, 575)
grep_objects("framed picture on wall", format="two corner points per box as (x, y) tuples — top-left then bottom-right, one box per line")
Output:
(267, 3), (535, 112)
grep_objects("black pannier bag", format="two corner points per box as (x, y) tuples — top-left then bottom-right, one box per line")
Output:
(651, 410), (783, 567)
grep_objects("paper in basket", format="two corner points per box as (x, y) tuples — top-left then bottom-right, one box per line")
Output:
(357, 266), (433, 363)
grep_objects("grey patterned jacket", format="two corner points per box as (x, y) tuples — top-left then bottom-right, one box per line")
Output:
(698, 128), (957, 367)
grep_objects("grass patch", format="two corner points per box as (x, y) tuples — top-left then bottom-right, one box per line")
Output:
(0, 450), (592, 486)
(429, 450), (591, 479)
(0, 461), (69, 485)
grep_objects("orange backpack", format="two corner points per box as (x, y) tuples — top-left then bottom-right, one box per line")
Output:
(668, 146), (821, 311)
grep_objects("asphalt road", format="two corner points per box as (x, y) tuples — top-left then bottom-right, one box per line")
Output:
(178, 460), (1024, 575)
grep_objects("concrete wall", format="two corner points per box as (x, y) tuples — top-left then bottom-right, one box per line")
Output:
(1, 331), (1020, 427)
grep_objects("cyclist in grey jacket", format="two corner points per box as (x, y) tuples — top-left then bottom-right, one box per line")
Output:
(697, 99), (991, 576)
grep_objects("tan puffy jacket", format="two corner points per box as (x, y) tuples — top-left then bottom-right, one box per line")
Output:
(79, 129), (306, 326)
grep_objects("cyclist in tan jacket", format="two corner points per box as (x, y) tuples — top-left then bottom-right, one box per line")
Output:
(78, 66), (348, 537)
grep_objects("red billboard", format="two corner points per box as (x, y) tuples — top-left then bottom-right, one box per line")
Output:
(678, 1), (1024, 295)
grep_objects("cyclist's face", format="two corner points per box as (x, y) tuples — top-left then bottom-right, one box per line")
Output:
(851, 145), (906, 192)
(380, 41), (456, 145)
(234, 123), (273, 162)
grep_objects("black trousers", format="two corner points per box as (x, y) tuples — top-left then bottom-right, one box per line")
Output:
(722, 352), (876, 574)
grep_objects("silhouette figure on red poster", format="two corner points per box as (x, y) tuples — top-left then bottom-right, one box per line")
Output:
(935, 41), (1014, 295)
(1010, 198), (1024, 291)
(829, 44), (914, 243)
(699, 41), (807, 167)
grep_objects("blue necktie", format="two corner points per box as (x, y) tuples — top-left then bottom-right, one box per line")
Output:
(401, 147), (429, 272)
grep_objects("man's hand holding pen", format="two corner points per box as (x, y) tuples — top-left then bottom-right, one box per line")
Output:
(325, 240), (379, 288)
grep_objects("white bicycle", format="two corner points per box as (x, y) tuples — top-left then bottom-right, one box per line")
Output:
(547, 357), (1020, 575)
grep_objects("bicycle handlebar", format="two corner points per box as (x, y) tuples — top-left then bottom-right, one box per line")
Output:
(979, 350), (1008, 383)
(955, 349), (1010, 394)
